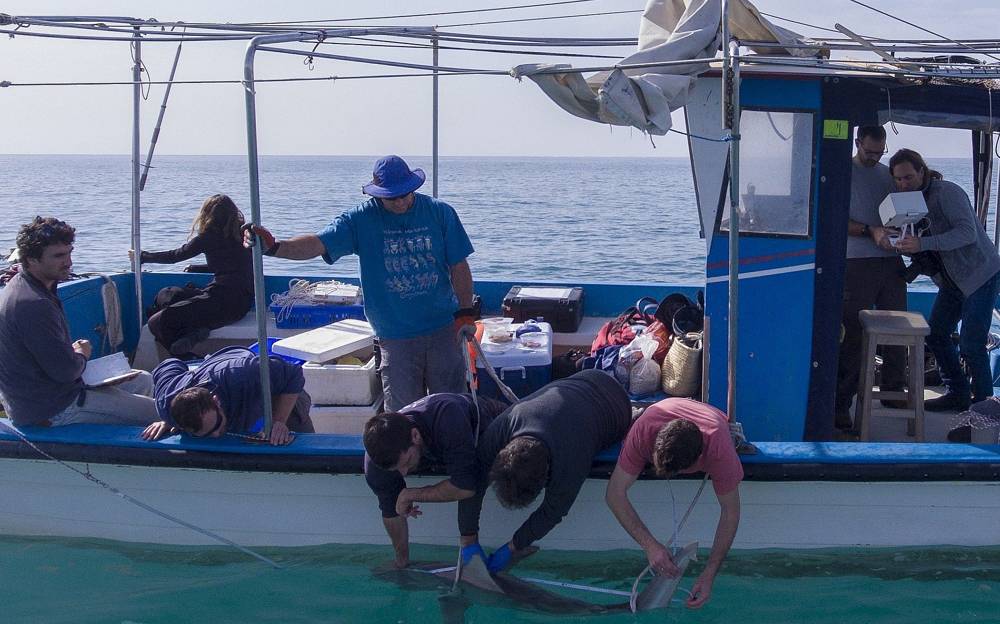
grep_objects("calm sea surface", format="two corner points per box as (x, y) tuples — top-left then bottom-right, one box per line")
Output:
(1, 155), (999, 622)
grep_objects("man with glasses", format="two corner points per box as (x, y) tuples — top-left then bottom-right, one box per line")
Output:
(142, 346), (313, 444)
(0, 216), (158, 428)
(834, 125), (907, 437)
(244, 155), (476, 412)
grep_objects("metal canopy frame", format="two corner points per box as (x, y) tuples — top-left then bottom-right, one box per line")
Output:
(4, 10), (1000, 441)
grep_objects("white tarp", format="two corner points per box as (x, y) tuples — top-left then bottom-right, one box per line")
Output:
(511, 0), (818, 135)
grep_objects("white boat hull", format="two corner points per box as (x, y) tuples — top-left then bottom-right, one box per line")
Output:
(3, 458), (998, 550)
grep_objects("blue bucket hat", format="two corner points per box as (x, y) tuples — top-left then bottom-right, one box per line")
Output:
(362, 155), (426, 198)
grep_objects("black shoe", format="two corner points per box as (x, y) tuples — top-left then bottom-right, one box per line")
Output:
(947, 425), (972, 443)
(924, 393), (970, 412)
(169, 327), (211, 357)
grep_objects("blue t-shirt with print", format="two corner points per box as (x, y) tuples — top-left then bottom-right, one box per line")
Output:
(316, 193), (474, 340)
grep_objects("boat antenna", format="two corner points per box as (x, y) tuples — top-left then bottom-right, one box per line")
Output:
(0, 421), (282, 569)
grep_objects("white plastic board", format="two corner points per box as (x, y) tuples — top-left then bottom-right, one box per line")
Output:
(272, 318), (374, 363)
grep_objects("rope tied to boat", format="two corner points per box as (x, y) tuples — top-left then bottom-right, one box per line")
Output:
(0, 419), (282, 569)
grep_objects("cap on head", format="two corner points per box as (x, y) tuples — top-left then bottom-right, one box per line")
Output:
(362, 155), (426, 199)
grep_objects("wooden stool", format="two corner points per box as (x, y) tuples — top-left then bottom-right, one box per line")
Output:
(855, 310), (930, 441)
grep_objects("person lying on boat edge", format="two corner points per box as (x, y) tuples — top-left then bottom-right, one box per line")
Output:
(243, 155), (476, 412)
(363, 393), (511, 569)
(141, 346), (313, 445)
(0, 217), (158, 428)
(136, 194), (253, 359)
(890, 148), (1000, 414)
(836, 125), (908, 436)
(605, 397), (742, 609)
(476, 369), (632, 573)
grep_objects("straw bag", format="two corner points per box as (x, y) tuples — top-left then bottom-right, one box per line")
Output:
(661, 332), (703, 397)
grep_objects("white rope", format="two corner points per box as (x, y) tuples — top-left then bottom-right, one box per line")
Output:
(99, 275), (123, 354)
(0, 419), (281, 569)
(628, 475), (708, 613)
(268, 278), (359, 325)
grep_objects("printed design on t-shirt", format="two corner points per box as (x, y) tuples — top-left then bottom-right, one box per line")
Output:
(382, 225), (440, 299)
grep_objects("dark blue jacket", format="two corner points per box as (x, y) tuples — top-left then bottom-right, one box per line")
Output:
(152, 346), (305, 433)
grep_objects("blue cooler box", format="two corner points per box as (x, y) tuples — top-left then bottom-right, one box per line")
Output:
(476, 322), (552, 399)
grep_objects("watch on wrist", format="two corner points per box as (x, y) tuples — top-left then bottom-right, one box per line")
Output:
(861, 224), (870, 237)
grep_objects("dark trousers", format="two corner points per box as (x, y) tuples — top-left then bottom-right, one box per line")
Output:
(835, 256), (908, 423)
(926, 271), (1000, 402)
(148, 284), (251, 350)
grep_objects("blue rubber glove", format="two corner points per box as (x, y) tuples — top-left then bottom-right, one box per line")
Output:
(460, 542), (487, 565)
(486, 543), (513, 573)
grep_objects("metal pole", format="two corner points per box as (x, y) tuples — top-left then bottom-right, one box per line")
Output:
(140, 37), (183, 191)
(243, 38), (274, 438)
(721, 1), (741, 421)
(432, 32), (440, 198)
(130, 26), (144, 339)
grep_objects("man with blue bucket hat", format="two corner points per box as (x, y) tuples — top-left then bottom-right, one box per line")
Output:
(245, 155), (476, 410)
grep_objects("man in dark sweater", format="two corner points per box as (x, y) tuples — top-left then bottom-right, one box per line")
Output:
(142, 346), (313, 445)
(477, 369), (631, 573)
(363, 393), (509, 569)
(0, 217), (157, 427)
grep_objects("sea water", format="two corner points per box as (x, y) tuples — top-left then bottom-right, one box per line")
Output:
(1, 155), (999, 621)
(2, 537), (997, 623)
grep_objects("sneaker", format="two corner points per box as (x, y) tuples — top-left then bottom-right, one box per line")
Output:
(946, 425), (972, 443)
(924, 393), (970, 412)
(168, 327), (211, 357)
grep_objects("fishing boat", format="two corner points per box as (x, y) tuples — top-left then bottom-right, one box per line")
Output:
(1, 1), (998, 554)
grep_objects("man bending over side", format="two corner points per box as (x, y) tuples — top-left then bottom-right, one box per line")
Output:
(142, 346), (313, 444)
(606, 398), (743, 609)
(363, 393), (509, 568)
(478, 369), (632, 573)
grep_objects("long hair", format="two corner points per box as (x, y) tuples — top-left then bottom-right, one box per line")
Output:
(888, 149), (943, 186)
(190, 194), (245, 242)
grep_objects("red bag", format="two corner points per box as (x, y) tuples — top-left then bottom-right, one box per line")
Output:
(644, 319), (672, 364)
(591, 297), (660, 355)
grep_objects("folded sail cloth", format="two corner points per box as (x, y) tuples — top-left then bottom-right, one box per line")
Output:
(511, 0), (820, 135)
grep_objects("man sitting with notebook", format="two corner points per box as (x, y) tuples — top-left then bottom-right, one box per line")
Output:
(142, 346), (314, 445)
(0, 217), (157, 428)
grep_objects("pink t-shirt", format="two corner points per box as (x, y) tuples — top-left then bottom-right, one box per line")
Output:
(618, 398), (744, 496)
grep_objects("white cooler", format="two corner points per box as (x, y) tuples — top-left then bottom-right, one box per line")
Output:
(310, 396), (384, 434)
(477, 321), (553, 399)
(303, 351), (381, 406)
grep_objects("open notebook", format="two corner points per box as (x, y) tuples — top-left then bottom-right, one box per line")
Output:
(81, 352), (141, 388)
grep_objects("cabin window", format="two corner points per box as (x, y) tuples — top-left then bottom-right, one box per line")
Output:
(720, 109), (814, 237)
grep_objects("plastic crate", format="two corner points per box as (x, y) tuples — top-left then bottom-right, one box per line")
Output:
(269, 303), (366, 329)
(248, 338), (305, 366)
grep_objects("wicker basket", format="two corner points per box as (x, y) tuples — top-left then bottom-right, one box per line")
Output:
(661, 331), (703, 397)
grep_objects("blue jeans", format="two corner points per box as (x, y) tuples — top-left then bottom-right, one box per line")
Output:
(926, 270), (1000, 402)
(378, 323), (467, 412)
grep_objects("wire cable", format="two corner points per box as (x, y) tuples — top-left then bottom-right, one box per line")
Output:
(440, 8), (642, 28)
(225, 0), (609, 26)
(846, 0), (1000, 64)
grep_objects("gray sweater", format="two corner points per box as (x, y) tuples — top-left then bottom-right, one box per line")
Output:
(920, 178), (1000, 297)
(0, 272), (86, 425)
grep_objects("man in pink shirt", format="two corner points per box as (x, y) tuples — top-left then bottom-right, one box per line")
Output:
(605, 398), (743, 609)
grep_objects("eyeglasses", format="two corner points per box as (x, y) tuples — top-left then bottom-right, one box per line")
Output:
(187, 409), (225, 438)
(864, 148), (889, 156)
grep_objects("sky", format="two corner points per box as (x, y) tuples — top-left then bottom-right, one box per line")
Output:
(0, 0), (996, 158)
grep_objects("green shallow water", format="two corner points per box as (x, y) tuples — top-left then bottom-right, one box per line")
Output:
(2, 538), (998, 624)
